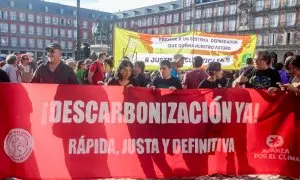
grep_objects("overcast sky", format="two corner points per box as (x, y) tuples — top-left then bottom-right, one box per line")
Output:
(45, 0), (174, 13)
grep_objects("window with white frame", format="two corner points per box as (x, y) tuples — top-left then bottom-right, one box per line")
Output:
(53, 28), (58, 37)
(166, 27), (171, 34)
(254, 17), (263, 29)
(147, 28), (153, 34)
(11, 37), (17, 47)
(28, 14), (34, 23)
(37, 39), (43, 48)
(29, 39), (35, 48)
(159, 27), (165, 34)
(217, 6), (224, 16)
(45, 40), (51, 47)
(10, 24), (17, 33)
(194, 23), (201, 31)
(147, 17), (152, 26)
(152, 28), (158, 34)
(52, 17), (59, 25)
(19, 12), (26, 21)
(256, 0), (264, 11)
(28, 26), (34, 35)
(257, 34), (263, 46)
(68, 41), (73, 49)
(287, 0), (297, 6)
(83, 31), (88, 39)
(45, 27), (51, 36)
(67, 19), (72, 27)
(37, 26), (43, 36)
(60, 18), (66, 26)
(228, 19), (236, 31)
(153, 16), (159, 25)
(0, 11), (8, 20)
(68, 30), (72, 38)
(20, 38), (26, 47)
(73, 30), (77, 39)
(172, 26), (179, 33)
(0, 23), (8, 33)
(195, 9), (201, 19)
(36, 15), (42, 23)
(160, 15), (165, 24)
(1, 37), (8, 46)
(166, 14), (172, 24)
(130, 20), (134, 28)
(205, 23), (211, 32)
(20, 25), (26, 34)
(286, 13), (296, 26)
(45, 16), (51, 24)
(138, 19), (142, 27)
(270, 0), (280, 9)
(142, 18), (147, 27)
(270, 14), (279, 27)
(123, 21), (127, 28)
(184, 25), (191, 32)
(83, 21), (88, 29)
(173, 13), (179, 23)
(216, 21), (223, 32)
(10, 11), (16, 20)
(45, 6), (48, 12)
(28, 3), (32, 10)
(185, 0), (192, 7)
(205, 8), (212, 17)
(184, 11), (191, 20)
(60, 8), (64, 15)
(229, 4), (236, 15)
(60, 41), (65, 49)
(73, 20), (77, 27)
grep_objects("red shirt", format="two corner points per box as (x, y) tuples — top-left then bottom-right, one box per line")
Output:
(89, 61), (104, 85)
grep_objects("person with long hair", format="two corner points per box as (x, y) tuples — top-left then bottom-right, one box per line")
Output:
(106, 60), (134, 87)
(199, 62), (226, 88)
(19, 54), (34, 83)
(75, 60), (86, 84)
(280, 55), (300, 96)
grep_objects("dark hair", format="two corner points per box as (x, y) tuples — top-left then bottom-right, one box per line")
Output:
(193, 56), (204, 68)
(12, 52), (20, 56)
(134, 61), (145, 72)
(115, 60), (134, 80)
(283, 51), (294, 63)
(207, 62), (222, 76)
(98, 52), (106, 59)
(273, 62), (284, 71)
(255, 51), (269, 62)
(76, 60), (85, 71)
(159, 60), (171, 68)
(21, 54), (29, 61)
(290, 55), (300, 69)
(121, 56), (130, 61)
(268, 52), (278, 65)
(6, 55), (17, 64)
(246, 57), (253, 65)
(104, 59), (114, 69)
(0, 61), (6, 68)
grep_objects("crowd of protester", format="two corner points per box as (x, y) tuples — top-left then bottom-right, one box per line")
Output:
(0, 42), (299, 96)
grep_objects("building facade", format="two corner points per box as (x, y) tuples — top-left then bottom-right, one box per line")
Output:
(0, 0), (114, 59)
(115, 0), (300, 60)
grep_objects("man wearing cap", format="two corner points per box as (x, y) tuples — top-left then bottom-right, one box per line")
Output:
(171, 54), (185, 80)
(31, 43), (78, 84)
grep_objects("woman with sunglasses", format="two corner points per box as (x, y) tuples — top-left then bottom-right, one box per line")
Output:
(19, 54), (34, 83)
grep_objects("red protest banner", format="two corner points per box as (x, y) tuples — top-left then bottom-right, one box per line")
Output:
(0, 83), (299, 179)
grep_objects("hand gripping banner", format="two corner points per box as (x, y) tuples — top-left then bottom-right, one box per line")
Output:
(0, 84), (300, 179)
(113, 27), (257, 70)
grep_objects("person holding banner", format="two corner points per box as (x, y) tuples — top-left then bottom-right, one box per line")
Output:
(171, 54), (185, 80)
(151, 60), (182, 90)
(133, 61), (151, 87)
(198, 62), (226, 89)
(31, 43), (78, 84)
(232, 51), (281, 94)
(106, 59), (134, 87)
(280, 55), (300, 96)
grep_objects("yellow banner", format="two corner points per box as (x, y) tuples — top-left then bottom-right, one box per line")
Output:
(114, 27), (257, 70)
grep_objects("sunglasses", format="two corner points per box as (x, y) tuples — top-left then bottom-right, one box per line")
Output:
(22, 58), (29, 61)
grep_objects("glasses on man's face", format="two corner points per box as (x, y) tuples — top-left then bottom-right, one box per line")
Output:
(23, 58), (29, 61)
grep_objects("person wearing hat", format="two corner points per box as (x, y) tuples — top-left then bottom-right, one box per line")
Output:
(171, 54), (185, 80)
(31, 43), (78, 84)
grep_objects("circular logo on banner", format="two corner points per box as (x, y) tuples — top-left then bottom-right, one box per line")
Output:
(266, 135), (284, 148)
(4, 128), (34, 163)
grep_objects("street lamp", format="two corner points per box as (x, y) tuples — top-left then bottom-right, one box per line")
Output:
(75, 0), (81, 60)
